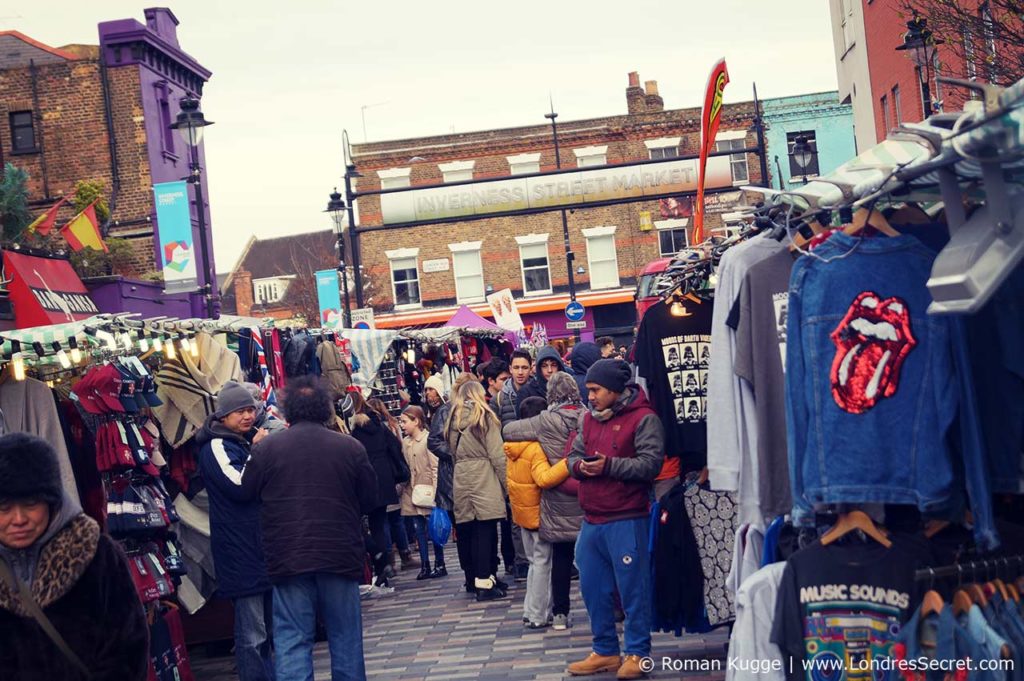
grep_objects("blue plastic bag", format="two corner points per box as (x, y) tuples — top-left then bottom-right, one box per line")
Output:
(429, 507), (451, 547)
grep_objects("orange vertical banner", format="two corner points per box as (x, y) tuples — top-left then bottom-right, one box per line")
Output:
(693, 58), (729, 244)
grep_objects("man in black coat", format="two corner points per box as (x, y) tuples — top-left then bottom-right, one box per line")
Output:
(242, 376), (377, 681)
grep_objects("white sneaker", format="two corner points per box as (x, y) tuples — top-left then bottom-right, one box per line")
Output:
(552, 614), (569, 631)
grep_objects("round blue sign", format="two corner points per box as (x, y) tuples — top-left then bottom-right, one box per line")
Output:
(565, 301), (585, 322)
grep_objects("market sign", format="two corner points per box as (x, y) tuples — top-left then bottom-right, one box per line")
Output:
(379, 156), (734, 225)
(3, 250), (99, 328)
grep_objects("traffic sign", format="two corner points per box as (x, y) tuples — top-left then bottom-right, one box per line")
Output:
(566, 320), (587, 330)
(564, 301), (585, 322)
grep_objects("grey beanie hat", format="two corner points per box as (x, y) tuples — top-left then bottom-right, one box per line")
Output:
(214, 381), (257, 419)
(546, 371), (581, 405)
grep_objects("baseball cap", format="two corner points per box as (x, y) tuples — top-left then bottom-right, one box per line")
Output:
(90, 365), (128, 413)
(141, 375), (163, 408)
(71, 368), (107, 415)
(111, 364), (141, 413)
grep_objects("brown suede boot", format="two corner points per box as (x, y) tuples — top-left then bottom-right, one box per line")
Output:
(567, 652), (623, 676)
(617, 655), (649, 679)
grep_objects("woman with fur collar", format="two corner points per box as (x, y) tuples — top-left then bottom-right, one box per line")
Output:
(0, 433), (148, 680)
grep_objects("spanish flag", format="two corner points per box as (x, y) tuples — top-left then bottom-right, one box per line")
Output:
(26, 197), (67, 236)
(59, 202), (108, 253)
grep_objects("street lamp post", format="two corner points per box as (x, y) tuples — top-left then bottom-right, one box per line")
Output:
(343, 163), (364, 309)
(325, 188), (351, 327)
(544, 106), (580, 341)
(896, 12), (944, 116)
(789, 134), (814, 185)
(170, 97), (216, 318)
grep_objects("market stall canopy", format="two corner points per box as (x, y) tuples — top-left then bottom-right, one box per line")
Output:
(3, 250), (100, 328)
(446, 305), (516, 343)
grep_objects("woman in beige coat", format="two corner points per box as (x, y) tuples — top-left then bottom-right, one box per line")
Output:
(446, 380), (508, 601)
(398, 406), (446, 580)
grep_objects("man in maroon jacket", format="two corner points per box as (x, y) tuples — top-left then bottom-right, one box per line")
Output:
(565, 359), (664, 680)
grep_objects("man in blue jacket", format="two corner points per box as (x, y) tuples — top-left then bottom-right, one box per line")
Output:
(197, 381), (273, 681)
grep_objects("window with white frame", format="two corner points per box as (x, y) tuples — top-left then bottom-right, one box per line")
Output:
(645, 136), (681, 160)
(378, 167), (411, 190)
(507, 152), (541, 175)
(439, 160), (475, 183)
(841, 0), (856, 51)
(573, 145), (607, 168)
(714, 131), (749, 184)
(252, 277), (292, 305)
(655, 218), (689, 257)
(582, 226), (620, 290)
(386, 248), (421, 308)
(449, 241), (485, 303)
(515, 234), (552, 295)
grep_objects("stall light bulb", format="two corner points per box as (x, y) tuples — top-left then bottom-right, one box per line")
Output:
(189, 338), (199, 358)
(164, 339), (176, 359)
(406, 348), (416, 363)
(121, 333), (134, 352)
(96, 330), (117, 350)
(11, 354), (25, 381)
(70, 347), (83, 363)
(56, 349), (72, 369)
(138, 337), (150, 353)
(153, 336), (163, 351)
(180, 337), (192, 354)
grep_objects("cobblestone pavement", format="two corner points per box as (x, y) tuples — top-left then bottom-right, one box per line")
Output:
(190, 543), (729, 680)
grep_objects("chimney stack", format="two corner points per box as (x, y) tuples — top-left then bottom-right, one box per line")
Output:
(644, 80), (664, 112)
(626, 71), (647, 115)
(143, 8), (181, 48)
(234, 269), (254, 317)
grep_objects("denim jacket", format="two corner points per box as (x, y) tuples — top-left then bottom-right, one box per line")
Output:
(786, 234), (959, 513)
(899, 604), (999, 681)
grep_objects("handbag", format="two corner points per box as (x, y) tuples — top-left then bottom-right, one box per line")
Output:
(411, 484), (436, 508)
(0, 556), (92, 679)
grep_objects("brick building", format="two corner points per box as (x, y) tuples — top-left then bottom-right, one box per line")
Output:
(220, 230), (338, 324)
(0, 8), (216, 290)
(829, 0), (1024, 150)
(349, 72), (767, 341)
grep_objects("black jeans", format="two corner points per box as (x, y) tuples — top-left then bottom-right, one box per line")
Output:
(456, 519), (499, 585)
(499, 517), (516, 571)
(551, 540), (576, 616)
(366, 506), (389, 575)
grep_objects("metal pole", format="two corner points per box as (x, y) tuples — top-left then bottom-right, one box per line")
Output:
(752, 83), (770, 188)
(189, 144), (215, 319)
(344, 166), (365, 309)
(547, 110), (580, 341)
(337, 231), (351, 328)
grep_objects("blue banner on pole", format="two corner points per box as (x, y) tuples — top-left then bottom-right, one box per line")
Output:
(315, 269), (343, 327)
(153, 181), (199, 293)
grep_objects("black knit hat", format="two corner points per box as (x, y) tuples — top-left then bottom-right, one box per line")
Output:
(0, 433), (63, 507)
(584, 358), (632, 394)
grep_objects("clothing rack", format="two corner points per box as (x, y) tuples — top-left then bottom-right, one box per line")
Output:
(914, 554), (1024, 582)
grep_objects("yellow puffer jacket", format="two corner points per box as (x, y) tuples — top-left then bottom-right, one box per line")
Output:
(504, 440), (570, 530)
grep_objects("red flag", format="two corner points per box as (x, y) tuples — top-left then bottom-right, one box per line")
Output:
(59, 202), (108, 253)
(693, 58), (730, 244)
(26, 197), (67, 236)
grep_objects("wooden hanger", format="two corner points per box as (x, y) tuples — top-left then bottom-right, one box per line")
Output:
(924, 519), (950, 538)
(844, 207), (900, 237)
(952, 589), (975, 616)
(787, 219), (825, 253)
(964, 583), (988, 607)
(921, 589), (946, 617)
(820, 510), (892, 548)
(696, 467), (709, 485)
(990, 578), (1010, 602)
(1007, 583), (1020, 603)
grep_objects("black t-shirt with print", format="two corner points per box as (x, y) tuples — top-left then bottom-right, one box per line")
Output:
(771, 538), (922, 681)
(636, 296), (713, 467)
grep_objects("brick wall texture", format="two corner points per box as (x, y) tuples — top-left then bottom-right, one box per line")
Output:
(352, 95), (764, 311)
(0, 55), (156, 276)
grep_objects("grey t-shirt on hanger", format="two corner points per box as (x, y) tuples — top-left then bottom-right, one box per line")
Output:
(731, 248), (796, 520)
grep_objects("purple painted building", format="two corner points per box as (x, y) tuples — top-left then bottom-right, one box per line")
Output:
(99, 8), (216, 316)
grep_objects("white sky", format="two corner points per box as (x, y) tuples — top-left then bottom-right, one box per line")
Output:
(10, 0), (839, 273)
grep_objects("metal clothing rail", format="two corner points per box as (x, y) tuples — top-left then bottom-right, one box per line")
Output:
(914, 554), (1024, 582)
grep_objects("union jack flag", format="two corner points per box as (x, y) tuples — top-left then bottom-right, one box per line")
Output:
(250, 327), (282, 418)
